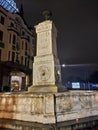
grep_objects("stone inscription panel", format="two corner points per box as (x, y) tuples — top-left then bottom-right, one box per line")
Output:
(44, 94), (54, 115)
(37, 31), (51, 56)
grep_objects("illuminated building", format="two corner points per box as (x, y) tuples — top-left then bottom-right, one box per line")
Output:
(0, 5), (35, 91)
(0, 0), (18, 13)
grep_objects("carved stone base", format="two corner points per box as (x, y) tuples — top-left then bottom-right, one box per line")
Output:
(28, 85), (58, 93)
(28, 85), (66, 93)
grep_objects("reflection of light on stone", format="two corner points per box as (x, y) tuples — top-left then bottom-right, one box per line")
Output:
(57, 70), (60, 75)
(2, 98), (6, 104)
(26, 75), (29, 86)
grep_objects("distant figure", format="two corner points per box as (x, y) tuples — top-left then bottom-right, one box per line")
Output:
(11, 85), (19, 92)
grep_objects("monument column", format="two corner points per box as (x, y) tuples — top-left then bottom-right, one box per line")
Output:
(28, 15), (66, 92)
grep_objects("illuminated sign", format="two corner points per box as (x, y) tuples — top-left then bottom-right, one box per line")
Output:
(0, 0), (19, 13)
(72, 82), (80, 89)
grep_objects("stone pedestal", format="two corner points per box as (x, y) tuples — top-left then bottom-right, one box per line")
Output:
(28, 20), (66, 92)
(28, 85), (57, 93)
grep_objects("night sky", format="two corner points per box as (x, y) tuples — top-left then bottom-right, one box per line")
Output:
(15, 0), (98, 65)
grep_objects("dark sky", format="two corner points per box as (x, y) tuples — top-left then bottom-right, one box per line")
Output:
(15, 0), (98, 65)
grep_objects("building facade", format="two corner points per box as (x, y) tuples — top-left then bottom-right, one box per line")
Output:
(0, 5), (35, 92)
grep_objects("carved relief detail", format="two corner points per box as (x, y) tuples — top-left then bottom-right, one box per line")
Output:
(31, 97), (43, 114)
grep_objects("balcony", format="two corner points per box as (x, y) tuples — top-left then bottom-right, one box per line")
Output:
(7, 26), (18, 34)
(0, 41), (4, 48)
(21, 35), (29, 41)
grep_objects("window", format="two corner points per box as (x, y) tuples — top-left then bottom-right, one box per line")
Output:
(27, 59), (29, 67)
(8, 51), (10, 61)
(0, 49), (1, 61)
(9, 34), (11, 43)
(22, 31), (25, 36)
(12, 34), (16, 44)
(10, 22), (14, 27)
(25, 57), (27, 66)
(1, 1), (6, 6)
(0, 30), (3, 41)
(0, 16), (5, 25)
(16, 54), (19, 63)
(27, 36), (30, 42)
(25, 42), (27, 50)
(21, 56), (23, 64)
(22, 41), (24, 49)
(12, 52), (15, 62)
(16, 42), (19, 50)
(3, 1), (9, 9)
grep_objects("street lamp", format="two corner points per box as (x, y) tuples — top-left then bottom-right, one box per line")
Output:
(61, 64), (66, 68)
